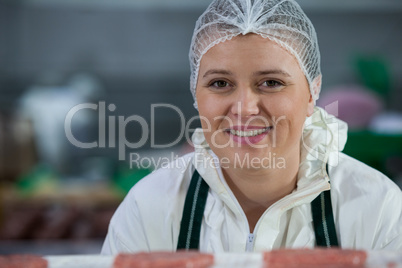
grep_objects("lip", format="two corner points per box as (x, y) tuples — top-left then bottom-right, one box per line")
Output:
(227, 125), (269, 131)
(225, 125), (273, 145)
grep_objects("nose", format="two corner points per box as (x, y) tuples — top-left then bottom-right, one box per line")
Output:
(230, 87), (260, 117)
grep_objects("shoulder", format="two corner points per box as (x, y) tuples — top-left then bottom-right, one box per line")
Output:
(328, 152), (402, 249)
(118, 152), (196, 219)
(328, 152), (400, 196)
(328, 151), (401, 220)
(106, 152), (196, 252)
(126, 151), (196, 227)
(129, 152), (195, 204)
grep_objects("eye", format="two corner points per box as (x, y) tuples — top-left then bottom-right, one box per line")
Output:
(260, 80), (284, 90)
(209, 80), (231, 89)
(262, 80), (282, 87)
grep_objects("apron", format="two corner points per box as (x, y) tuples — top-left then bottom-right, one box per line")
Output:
(177, 166), (338, 250)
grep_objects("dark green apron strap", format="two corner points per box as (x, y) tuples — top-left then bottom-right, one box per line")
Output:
(177, 169), (210, 250)
(311, 164), (339, 247)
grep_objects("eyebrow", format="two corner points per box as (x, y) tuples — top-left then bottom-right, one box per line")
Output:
(202, 69), (291, 78)
(253, 70), (292, 77)
(202, 69), (233, 78)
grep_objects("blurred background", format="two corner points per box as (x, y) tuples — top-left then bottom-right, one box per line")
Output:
(0, 0), (401, 255)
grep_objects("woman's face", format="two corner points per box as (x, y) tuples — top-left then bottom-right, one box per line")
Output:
(196, 34), (314, 169)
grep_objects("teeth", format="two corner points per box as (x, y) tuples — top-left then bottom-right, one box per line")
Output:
(230, 127), (270, 137)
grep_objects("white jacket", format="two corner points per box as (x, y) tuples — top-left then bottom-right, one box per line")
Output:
(102, 108), (402, 254)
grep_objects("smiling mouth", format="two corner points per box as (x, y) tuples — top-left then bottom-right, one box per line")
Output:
(228, 127), (272, 137)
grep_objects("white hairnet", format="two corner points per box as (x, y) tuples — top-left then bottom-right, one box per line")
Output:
(189, 0), (322, 109)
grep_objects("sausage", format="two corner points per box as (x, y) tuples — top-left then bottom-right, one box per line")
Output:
(0, 254), (48, 268)
(264, 248), (367, 268)
(113, 250), (214, 268)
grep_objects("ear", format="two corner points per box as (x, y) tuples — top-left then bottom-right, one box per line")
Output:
(307, 75), (322, 117)
(306, 94), (315, 117)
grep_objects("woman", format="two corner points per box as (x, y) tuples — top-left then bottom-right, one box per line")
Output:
(102, 0), (401, 253)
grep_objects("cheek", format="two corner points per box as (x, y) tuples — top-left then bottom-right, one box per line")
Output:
(263, 95), (307, 132)
(196, 92), (221, 130)
(287, 109), (308, 135)
(261, 95), (297, 119)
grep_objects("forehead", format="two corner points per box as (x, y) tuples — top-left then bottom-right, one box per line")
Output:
(199, 34), (302, 75)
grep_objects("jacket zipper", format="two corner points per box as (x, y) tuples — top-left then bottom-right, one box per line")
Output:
(246, 233), (255, 252)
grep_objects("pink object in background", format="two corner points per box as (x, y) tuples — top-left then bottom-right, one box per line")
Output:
(317, 85), (384, 129)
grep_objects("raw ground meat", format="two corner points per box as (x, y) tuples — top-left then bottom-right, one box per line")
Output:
(263, 248), (367, 268)
(113, 251), (214, 268)
(0, 254), (48, 268)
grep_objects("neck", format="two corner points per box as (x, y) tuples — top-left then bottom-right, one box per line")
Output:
(222, 151), (300, 232)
